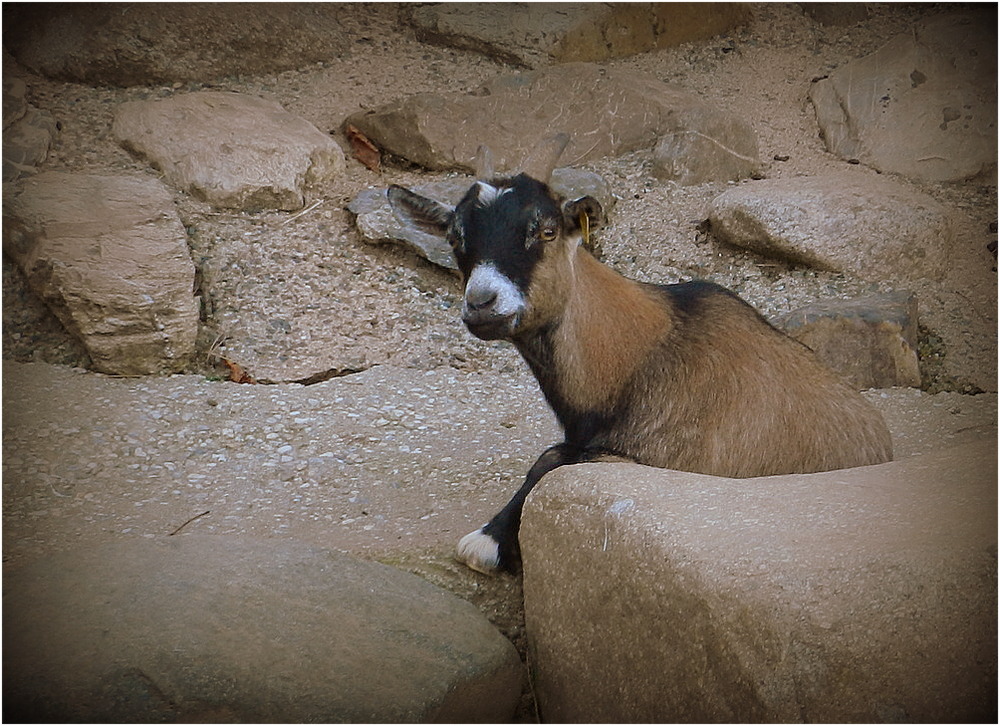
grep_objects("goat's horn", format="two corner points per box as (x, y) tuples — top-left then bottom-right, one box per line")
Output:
(519, 133), (570, 184)
(474, 145), (495, 180)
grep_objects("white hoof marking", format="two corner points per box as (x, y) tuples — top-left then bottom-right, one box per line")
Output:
(456, 528), (501, 575)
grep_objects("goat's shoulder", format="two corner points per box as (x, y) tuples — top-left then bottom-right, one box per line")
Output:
(646, 279), (779, 342)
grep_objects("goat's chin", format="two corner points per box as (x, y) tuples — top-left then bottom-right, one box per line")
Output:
(464, 318), (516, 341)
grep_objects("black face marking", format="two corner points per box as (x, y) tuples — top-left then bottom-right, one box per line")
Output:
(449, 174), (564, 289)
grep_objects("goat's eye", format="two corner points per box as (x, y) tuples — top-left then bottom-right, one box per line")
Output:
(538, 226), (558, 242)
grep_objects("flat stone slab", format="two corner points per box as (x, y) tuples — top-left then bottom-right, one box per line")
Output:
(345, 63), (759, 175)
(707, 173), (952, 282)
(113, 91), (345, 211)
(2, 171), (199, 375)
(521, 439), (997, 722)
(4, 535), (524, 723)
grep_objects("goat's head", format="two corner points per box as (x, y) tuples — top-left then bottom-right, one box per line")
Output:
(388, 134), (603, 340)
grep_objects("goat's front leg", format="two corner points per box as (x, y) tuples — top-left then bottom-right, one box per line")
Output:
(457, 443), (604, 575)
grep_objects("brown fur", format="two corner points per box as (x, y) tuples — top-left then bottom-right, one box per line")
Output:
(550, 251), (671, 412)
(525, 243), (893, 477)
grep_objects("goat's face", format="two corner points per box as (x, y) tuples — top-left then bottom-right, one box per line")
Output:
(388, 174), (601, 340)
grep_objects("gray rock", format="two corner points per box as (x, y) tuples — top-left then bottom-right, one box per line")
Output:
(2, 171), (199, 375)
(113, 91), (345, 211)
(351, 180), (468, 272)
(809, 13), (997, 182)
(2, 104), (58, 181)
(3, 4), (361, 86)
(350, 167), (615, 270)
(345, 63), (759, 174)
(3, 76), (28, 128)
(707, 173), (951, 282)
(408, 3), (750, 68)
(778, 291), (921, 390)
(2, 76), (59, 181)
(521, 439), (997, 722)
(3, 535), (525, 723)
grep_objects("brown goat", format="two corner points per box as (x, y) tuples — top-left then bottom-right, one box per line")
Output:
(388, 134), (893, 574)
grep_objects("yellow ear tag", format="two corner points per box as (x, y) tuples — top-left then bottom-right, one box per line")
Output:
(579, 210), (590, 249)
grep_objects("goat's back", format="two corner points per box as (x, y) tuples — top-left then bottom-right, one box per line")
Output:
(601, 281), (893, 478)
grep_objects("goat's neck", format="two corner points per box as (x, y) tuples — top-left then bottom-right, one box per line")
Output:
(516, 250), (672, 418)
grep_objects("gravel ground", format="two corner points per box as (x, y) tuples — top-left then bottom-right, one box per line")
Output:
(2, 4), (997, 719)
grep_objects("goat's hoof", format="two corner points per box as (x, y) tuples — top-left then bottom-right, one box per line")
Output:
(456, 528), (501, 575)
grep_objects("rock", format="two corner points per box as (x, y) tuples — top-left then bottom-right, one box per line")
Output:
(651, 112), (760, 184)
(350, 167), (615, 270)
(809, 13), (997, 182)
(3, 4), (361, 86)
(521, 439), (997, 722)
(407, 3), (750, 68)
(707, 173), (952, 282)
(345, 63), (759, 175)
(2, 171), (199, 375)
(801, 2), (870, 26)
(3, 76), (28, 128)
(3, 535), (525, 723)
(2, 105), (58, 182)
(113, 91), (345, 211)
(3, 77), (59, 181)
(778, 291), (922, 390)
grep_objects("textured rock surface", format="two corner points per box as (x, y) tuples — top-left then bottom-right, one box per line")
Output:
(521, 439), (998, 722)
(2, 171), (198, 374)
(408, 2), (750, 68)
(801, 2), (871, 26)
(345, 63), (759, 174)
(3, 362), (995, 721)
(113, 91), (345, 211)
(778, 291), (921, 389)
(2, 76), (59, 181)
(2, 104), (58, 181)
(809, 12), (997, 182)
(2, 4), (365, 86)
(4, 535), (524, 723)
(350, 167), (615, 270)
(651, 114), (760, 184)
(707, 173), (952, 282)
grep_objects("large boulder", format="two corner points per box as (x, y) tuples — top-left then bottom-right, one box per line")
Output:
(407, 3), (750, 68)
(707, 173), (952, 282)
(4, 535), (525, 723)
(2, 171), (199, 375)
(521, 439), (997, 722)
(2, 4), (363, 86)
(809, 12), (997, 182)
(113, 91), (345, 211)
(345, 63), (759, 177)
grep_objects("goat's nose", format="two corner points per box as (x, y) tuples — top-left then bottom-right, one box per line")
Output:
(465, 287), (497, 311)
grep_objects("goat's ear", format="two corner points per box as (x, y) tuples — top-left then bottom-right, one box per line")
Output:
(387, 185), (453, 236)
(563, 196), (604, 233)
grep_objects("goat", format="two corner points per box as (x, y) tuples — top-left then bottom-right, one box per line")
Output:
(387, 133), (893, 575)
